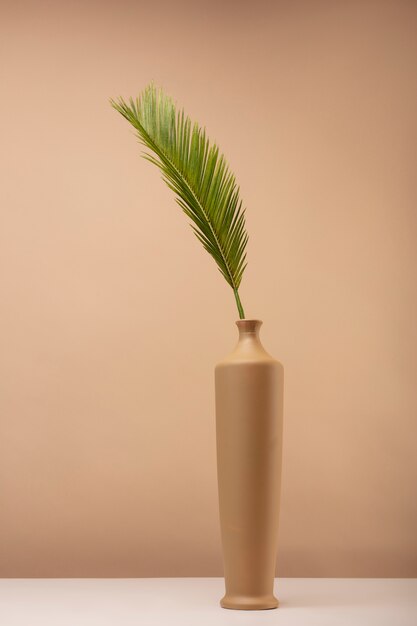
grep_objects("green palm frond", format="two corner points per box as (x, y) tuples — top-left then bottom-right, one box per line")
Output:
(110, 83), (248, 319)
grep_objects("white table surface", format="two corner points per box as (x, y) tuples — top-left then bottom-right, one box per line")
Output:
(0, 577), (416, 625)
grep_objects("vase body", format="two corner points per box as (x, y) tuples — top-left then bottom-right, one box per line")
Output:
(215, 319), (284, 610)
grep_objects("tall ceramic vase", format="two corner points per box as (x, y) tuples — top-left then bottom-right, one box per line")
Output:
(215, 319), (284, 610)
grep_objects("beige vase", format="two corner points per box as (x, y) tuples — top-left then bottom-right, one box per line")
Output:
(215, 319), (284, 610)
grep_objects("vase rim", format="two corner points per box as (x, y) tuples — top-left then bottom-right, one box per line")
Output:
(235, 319), (263, 332)
(235, 319), (263, 323)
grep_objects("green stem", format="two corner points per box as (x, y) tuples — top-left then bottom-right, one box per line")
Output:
(233, 288), (245, 319)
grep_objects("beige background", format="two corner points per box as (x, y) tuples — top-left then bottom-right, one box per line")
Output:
(1, 0), (416, 577)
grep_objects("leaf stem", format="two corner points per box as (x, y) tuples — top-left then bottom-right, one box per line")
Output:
(233, 289), (245, 319)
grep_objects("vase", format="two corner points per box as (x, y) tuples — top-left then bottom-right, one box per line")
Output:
(215, 319), (284, 610)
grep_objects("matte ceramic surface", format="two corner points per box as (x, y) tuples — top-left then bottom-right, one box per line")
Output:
(215, 320), (284, 610)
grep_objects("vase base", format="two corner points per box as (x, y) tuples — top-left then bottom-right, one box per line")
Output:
(220, 594), (279, 610)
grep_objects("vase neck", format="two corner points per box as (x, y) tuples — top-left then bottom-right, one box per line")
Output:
(236, 319), (262, 338)
(234, 319), (267, 355)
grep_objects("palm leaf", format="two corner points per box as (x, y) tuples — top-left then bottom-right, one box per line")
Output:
(110, 83), (248, 318)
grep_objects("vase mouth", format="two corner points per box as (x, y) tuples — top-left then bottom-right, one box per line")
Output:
(236, 319), (263, 333)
